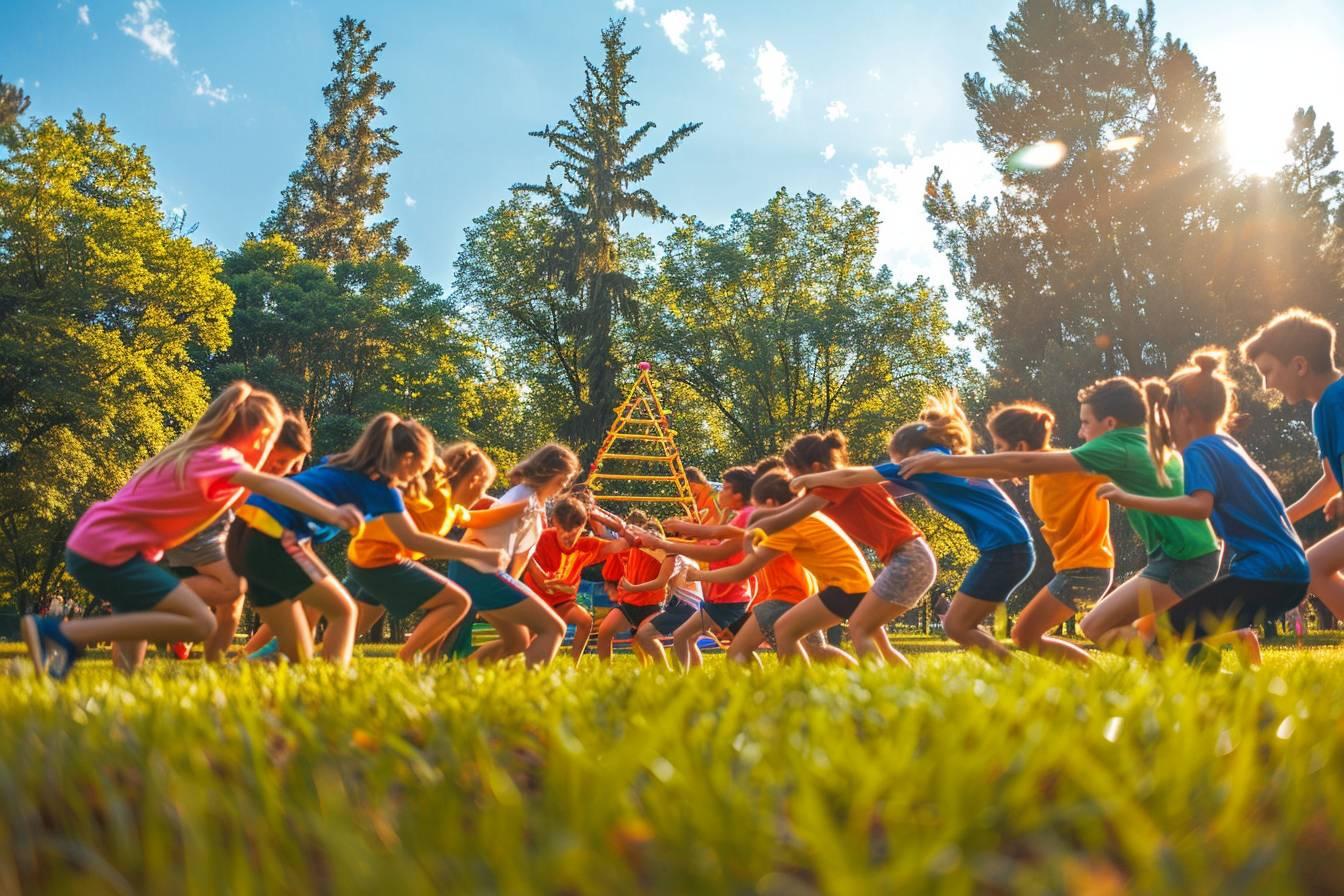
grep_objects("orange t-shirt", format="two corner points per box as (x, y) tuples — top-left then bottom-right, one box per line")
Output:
(348, 481), (465, 568)
(524, 529), (606, 606)
(615, 548), (667, 607)
(810, 481), (921, 562)
(754, 552), (817, 606)
(1028, 470), (1114, 571)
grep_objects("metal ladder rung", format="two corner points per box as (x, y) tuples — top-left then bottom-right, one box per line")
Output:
(590, 474), (680, 482)
(593, 495), (693, 502)
(598, 453), (675, 462)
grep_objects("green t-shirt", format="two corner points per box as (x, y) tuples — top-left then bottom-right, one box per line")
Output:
(1071, 427), (1218, 561)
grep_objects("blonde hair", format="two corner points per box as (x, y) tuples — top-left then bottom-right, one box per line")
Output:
(1145, 349), (1238, 487)
(439, 441), (497, 493)
(327, 413), (434, 482)
(137, 381), (283, 486)
(508, 443), (580, 489)
(889, 390), (975, 457)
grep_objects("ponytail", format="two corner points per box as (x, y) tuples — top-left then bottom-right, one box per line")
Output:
(439, 441), (497, 494)
(987, 402), (1055, 450)
(783, 429), (850, 472)
(328, 413), (435, 482)
(137, 381), (283, 487)
(1143, 378), (1175, 487)
(890, 390), (974, 457)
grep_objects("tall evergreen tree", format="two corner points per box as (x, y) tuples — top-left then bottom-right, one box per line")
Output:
(511, 19), (699, 460)
(262, 17), (405, 262)
(0, 75), (30, 149)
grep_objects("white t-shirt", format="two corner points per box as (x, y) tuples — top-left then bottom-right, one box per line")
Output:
(667, 554), (703, 608)
(464, 484), (546, 562)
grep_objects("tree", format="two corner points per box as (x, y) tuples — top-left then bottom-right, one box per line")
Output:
(0, 113), (233, 613)
(507, 19), (699, 461)
(0, 75), (30, 149)
(647, 189), (961, 463)
(262, 17), (406, 262)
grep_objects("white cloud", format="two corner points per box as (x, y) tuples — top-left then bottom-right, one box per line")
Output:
(841, 138), (1001, 292)
(658, 8), (694, 53)
(752, 41), (796, 120)
(824, 100), (848, 121)
(404, 194), (417, 208)
(867, 66), (882, 81)
(872, 146), (888, 158)
(614, 0), (636, 10)
(822, 143), (836, 161)
(77, 5), (90, 25)
(120, 0), (176, 64)
(700, 12), (725, 72)
(193, 72), (233, 105)
(902, 132), (917, 157)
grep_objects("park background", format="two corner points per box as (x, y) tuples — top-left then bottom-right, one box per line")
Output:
(3, 0), (1344, 631)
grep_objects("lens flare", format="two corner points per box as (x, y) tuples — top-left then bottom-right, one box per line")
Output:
(1104, 135), (1143, 153)
(1007, 140), (1068, 172)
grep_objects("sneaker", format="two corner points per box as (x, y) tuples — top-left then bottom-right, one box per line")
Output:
(170, 641), (191, 660)
(247, 638), (281, 661)
(20, 615), (84, 680)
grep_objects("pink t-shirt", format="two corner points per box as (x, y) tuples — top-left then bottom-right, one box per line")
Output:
(706, 506), (756, 604)
(66, 445), (247, 566)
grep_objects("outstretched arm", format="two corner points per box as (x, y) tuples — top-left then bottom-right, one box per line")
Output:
(1287, 460), (1339, 523)
(751, 494), (828, 537)
(230, 468), (362, 532)
(621, 556), (675, 592)
(897, 450), (1083, 479)
(791, 467), (884, 492)
(458, 499), (530, 529)
(383, 513), (508, 570)
(663, 519), (744, 540)
(643, 534), (742, 563)
(1097, 484), (1214, 520)
(686, 549), (775, 584)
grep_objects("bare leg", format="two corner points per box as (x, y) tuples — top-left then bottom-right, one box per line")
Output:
(941, 593), (1012, 662)
(477, 597), (565, 667)
(847, 596), (912, 668)
(773, 596), (857, 666)
(596, 608), (632, 663)
(58, 585), (216, 647)
(634, 620), (671, 669)
(1306, 529), (1344, 618)
(1012, 587), (1092, 667)
(566, 604), (594, 663)
(1080, 575), (1179, 652)
(400, 585), (471, 662)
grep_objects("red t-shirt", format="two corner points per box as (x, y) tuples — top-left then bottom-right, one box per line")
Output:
(754, 552), (814, 606)
(615, 548), (666, 607)
(706, 506), (754, 604)
(523, 529), (606, 607)
(810, 481), (921, 563)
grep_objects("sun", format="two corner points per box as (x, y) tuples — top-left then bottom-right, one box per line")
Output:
(1217, 63), (1296, 176)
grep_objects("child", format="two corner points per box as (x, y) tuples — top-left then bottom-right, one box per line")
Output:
(625, 546), (705, 669)
(685, 466), (722, 524)
(1098, 351), (1309, 658)
(344, 441), (509, 663)
(22, 383), (364, 678)
(229, 413), (505, 667)
(640, 466), (760, 659)
(752, 430), (936, 667)
(1240, 309), (1344, 619)
(794, 393), (1035, 662)
(899, 381), (1221, 654)
(162, 413), (312, 663)
(446, 443), (581, 667)
(688, 471), (870, 666)
(523, 495), (630, 662)
(594, 511), (666, 664)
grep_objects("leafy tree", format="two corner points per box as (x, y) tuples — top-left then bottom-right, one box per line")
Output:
(0, 113), (233, 612)
(0, 75), (30, 149)
(262, 17), (406, 262)
(507, 19), (699, 460)
(647, 189), (961, 464)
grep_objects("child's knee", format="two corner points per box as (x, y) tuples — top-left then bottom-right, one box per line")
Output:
(188, 610), (218, 643)
(1010, 625), (1037, 649)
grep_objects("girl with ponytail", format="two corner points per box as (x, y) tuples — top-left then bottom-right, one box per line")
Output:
(790, 392), (1034, 663)
(1099, 351), (1309, 659)
(26, 383), (362, 678)
(900, 377), (1222, 656)
(227, 414), (507, 668)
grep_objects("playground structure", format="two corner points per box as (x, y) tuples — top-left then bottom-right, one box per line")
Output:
(585, 362), (698, 520)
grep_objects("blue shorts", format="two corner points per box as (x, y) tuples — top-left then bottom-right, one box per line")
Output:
(66, 548), (181, 613)
(446, 561), (529, 612)
(959, 543), (1035, 604)
(651, 599), (698, 636)
(348, 560), (447, 618)
(699, 600), (750, 630)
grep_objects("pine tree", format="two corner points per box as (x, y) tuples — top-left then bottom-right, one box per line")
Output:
(262, 17), (405, 262)
(513, 19), (699, 460)
(0, 75), (31, 148)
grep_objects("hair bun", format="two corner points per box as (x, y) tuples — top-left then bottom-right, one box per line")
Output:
(1143, 379), (1170, 403)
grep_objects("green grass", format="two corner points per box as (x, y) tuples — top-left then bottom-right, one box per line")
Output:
(3, 637), (1344, 894)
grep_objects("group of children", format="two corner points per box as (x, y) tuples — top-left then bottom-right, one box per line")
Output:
(22, 307), (1344, 676)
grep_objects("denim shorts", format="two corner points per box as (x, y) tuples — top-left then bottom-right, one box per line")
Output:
(959, 542), (1036, 604)
(1046, 567), (1114, 611)
(651, 599), (698, 635)
(699, 600), (749, 630)
(750, 599), (826, 651)
(1138, 549), (1220, 599)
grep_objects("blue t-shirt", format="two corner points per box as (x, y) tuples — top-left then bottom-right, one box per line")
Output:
(1183, 434), (1308, 583)
(245, 462), (405, 543)
(1313, 377), (1344, 487)
(874, 448), (1031, 552)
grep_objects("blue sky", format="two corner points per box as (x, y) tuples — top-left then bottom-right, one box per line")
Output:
(6, 0), (1343, 297)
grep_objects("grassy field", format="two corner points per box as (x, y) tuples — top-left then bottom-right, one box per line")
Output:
(3, 636), (1344, 895)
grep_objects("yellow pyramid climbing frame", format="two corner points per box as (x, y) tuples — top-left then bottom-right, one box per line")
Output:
(586, 362), (696, 518)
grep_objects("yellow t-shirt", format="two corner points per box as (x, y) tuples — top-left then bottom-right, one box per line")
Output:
(759, 514), (874, 595)
(348, 481), (466, 568)
(1027, 469), (1114, 572)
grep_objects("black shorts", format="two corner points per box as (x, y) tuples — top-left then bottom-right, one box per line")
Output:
(1162, 576), (1308, 640)
(615, 603), (661, 629)
(226, 519), (331, 608)
(817, 586), (867, 620)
